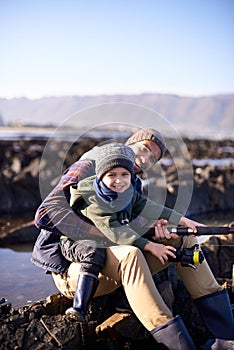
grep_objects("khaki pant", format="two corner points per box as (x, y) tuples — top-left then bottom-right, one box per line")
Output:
(52, 235), (222, 331)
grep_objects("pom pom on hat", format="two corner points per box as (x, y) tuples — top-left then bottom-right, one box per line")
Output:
(95, 143), (135, 180)
(126, 128), (167, 160)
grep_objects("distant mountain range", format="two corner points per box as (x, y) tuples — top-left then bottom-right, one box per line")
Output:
(0, 93), (233, 138)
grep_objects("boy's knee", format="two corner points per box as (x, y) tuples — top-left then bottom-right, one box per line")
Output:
(93, 248), (106, 267)
(82, 248), (106, 274)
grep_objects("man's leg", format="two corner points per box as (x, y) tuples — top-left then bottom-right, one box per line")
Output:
(143, 235), (221, 298)
(53, 245), (172, 330)
(175, 235), (222, 297)
(53, 244), (196, 349)
(178, 236), (234, 347)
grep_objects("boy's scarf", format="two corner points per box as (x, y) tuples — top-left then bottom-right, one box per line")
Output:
(93, 177), (135, 212)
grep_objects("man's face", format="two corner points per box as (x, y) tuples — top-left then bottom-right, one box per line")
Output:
(130, 140), (162, 174)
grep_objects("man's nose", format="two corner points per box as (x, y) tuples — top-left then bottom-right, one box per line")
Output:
(140, 155), (147, 164)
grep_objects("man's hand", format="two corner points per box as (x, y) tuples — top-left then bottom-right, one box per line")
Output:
(153, 219), (179, 240)
(178, 217), (206, 233)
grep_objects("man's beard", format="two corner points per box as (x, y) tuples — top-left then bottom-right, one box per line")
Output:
(134, 164), (144, 175)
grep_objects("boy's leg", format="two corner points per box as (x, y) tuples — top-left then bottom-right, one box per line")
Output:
(65, 273), (99, 320)
(60, 238), (106, 320)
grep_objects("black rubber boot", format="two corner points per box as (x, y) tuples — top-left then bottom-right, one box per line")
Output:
(65, 274), (99, 321)
(150, 315), (196, 350)
(194, 289), (234, 350)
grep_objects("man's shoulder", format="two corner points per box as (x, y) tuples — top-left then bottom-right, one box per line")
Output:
(77, 175), (96, 191)
(79, 146), (100, 161)
(62, 158), (95, 184)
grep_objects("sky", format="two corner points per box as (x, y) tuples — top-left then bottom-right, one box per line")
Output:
(0, 0), (233, 99)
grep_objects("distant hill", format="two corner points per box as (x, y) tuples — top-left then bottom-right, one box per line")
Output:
(0, 93), (233, 137)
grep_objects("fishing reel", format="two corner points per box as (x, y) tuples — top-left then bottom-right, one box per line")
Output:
(168, 244), (204, 269)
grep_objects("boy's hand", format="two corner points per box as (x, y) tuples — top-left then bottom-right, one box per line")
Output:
(144, 241), (177, 265)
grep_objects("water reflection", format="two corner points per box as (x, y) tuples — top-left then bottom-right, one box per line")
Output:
(0, 243), (57, 308)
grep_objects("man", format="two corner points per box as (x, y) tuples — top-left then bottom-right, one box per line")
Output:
(32, 128), (180, 275)
(32, 128), (234, 350)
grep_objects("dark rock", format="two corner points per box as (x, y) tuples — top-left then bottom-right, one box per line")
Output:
(201, 234), (234, 279)
(0, 293), (97, 350)
(0, 220), (39, 244)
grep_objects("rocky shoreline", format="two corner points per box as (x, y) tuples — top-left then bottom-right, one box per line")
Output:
(0, 135), (234, 349)
(0, 136), (234, 217)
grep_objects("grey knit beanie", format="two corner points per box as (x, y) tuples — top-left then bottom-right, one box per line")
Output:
(125, 128), (167, 159)
(95, 143), (135, 180)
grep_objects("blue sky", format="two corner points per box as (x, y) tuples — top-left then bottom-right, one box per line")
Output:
(0, 0), (233, 99)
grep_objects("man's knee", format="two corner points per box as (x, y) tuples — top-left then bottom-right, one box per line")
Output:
(181, 235), (199, 248)
(121, 246), (145, 268)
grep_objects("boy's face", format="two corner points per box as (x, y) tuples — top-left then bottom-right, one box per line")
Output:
(129, 140), (162, 174)
(102, 167), (131, 193)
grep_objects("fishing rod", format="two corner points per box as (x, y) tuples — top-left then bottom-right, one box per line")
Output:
(170, 226), (234, 235)
(138, 225), (234, 238)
